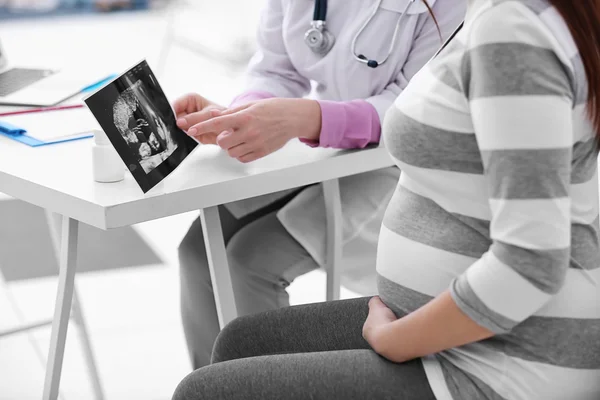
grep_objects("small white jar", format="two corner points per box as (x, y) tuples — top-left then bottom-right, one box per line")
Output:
(91, 130), (125, 183)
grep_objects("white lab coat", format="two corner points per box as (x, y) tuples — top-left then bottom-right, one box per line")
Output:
(226, 0), (466, 295)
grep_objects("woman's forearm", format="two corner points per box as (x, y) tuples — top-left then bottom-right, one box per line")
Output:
(372, 290), (494, 363)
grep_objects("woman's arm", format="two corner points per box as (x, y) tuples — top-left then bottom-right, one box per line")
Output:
(364, 2), (575, 362)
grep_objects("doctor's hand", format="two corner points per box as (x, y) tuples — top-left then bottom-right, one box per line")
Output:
(173, 93), (226, 145)
(186, 98), (322, 163)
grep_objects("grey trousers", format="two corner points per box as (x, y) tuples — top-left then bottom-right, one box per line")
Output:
(172, 297), (436, 400)
(178, 191), (318, 368)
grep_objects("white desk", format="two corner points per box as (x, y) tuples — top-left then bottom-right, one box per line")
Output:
(0, 131), (394, 399)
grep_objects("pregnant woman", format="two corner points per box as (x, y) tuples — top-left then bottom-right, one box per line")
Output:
(173, 0), (600, 398)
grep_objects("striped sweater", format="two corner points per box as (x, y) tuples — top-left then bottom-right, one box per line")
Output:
(377, 0), (600, 399)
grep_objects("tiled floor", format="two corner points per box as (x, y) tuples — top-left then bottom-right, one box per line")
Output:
(0, 6), (359, 399)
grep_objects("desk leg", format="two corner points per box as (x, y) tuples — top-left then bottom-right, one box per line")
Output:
(324, 179), (342, 301)
(71, 292), (105, 400)
(200, 207), (238, 329)
(46, 212), (105, 400)
(43, 217), (79, 400)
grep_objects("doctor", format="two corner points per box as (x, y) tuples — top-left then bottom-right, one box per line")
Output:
(175, 0), (465, 369)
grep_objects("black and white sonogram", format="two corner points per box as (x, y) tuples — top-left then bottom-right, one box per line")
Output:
(85, 60), (198, 193)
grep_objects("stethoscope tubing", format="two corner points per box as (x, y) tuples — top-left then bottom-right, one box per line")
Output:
(313, 0), (327, 22)
(350, 0), (416, 67)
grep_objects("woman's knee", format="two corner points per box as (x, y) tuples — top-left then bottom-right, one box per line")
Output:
(211, 307), (284, 364)
(171, 371), (198, 400)
(210, 315), (254, 364)
(173, 360), (257, 400)
(172, 367), (221, 400)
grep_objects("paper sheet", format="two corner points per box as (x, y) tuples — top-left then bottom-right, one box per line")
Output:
(0, 108), (101, 141)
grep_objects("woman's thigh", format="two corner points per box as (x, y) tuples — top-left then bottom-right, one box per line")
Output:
(212, 297), (374, 363)
(173, 350), (436, 400)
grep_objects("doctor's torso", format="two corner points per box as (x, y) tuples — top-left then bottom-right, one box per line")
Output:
(278, 0), (438, 101)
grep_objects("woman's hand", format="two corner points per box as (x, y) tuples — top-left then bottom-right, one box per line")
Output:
(362, 297), (398, 357)
(362, 291), (495, 364)
(173, 93), (226, 145)
(186, 98), (322, 163)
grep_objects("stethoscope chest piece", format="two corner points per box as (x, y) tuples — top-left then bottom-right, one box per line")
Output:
(305, 20), (336, 56)
(305, 0), (335, 56)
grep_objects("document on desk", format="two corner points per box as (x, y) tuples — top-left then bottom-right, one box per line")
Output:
(84, 59), (198, 193)
(0, 107), (101, 142)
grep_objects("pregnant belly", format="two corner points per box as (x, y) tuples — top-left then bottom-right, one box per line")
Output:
(375, 225), (477, 316)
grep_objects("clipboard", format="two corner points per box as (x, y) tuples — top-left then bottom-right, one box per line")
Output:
(0, 107), (99, 147)
(0, 74), (117, 147)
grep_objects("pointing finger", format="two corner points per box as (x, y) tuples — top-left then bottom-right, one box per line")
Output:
(177, 108), (222, 131)
(188, 112), (246, 137)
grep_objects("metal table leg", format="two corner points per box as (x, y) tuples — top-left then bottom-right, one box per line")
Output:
(200, 206), (238, 329)
(46, 212), (105, 400)
(42, 216), (79, 400)
(324, 179), (342, 301)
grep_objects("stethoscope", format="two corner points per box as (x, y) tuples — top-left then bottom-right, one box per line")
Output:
(304, 0), (417, 68)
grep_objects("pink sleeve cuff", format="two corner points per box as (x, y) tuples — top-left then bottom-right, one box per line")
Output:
(300, 100), (381, 149)
(229, 90), (275, 108)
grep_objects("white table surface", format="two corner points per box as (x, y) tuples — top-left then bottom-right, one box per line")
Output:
(0, 132), (394, 229)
